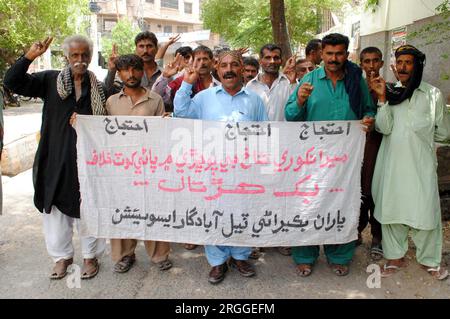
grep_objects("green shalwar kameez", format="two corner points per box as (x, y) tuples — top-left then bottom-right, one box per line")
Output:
(285, 67), (375, 265)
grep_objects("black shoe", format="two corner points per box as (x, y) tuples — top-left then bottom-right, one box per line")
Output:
(208, 263), (228, 284)
(229, 258), (255, 277)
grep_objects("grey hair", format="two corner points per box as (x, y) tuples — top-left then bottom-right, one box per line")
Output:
(62, 35), (93, 58)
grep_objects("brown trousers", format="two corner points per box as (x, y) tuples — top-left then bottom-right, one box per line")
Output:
(359, 130), (383, 241)
(110, 239), (170, 263)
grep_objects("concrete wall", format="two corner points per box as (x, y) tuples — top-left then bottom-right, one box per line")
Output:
(360, 0), (443, 36)
(360, 14), (450, 101)
(385, 0), (443, 30)
(408, 14), (450, 103)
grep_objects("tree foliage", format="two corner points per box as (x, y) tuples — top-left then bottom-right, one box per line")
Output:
(0, 0), (89, 75)
(202, 0), (347, 54)
(101, 19), (140, 61)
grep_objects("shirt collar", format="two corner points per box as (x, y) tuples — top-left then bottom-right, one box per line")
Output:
(216, 84), (249, 96)
(250, 72), (288, 85)
(118, 87), (153, 100)
(417, 81), (427, 92)
(317, 66), (327, 80)
(317, 66), (347, 81)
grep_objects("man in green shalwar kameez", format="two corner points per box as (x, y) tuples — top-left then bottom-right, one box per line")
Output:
(285, 33), (377, 277)
(371, 45), (450, 280)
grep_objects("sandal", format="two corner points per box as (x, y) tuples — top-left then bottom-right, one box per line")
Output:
(277, 247), (292, 256)
(370, 243), (383, 261)
(381, 260), (407, 278)
(113, 254), (136, 273)
(330, 263), (349, 276)
(296, 264), (313, 277)
(157, 259), (173, 271)
(184, 244), (198, 250)
(81, 258), (100, 279)
(422, 265), (449, 281)
(49, 258), (73, 280)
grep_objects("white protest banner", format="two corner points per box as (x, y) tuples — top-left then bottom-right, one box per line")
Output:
(76, 116), (365, 246)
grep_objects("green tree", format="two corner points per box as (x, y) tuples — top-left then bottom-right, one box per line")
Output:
(202, 0), (347, 55)
(0, 0), (89, 76)
(101, 19), (140, 62)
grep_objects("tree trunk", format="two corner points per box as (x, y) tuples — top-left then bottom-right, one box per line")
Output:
(270, 0), (292, 62)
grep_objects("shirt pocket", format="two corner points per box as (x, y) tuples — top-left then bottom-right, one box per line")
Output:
(407, 94), (432, 134)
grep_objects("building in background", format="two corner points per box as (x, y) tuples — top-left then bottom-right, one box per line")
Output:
(315, 0), (449, 103)
(92, 0), (224, 61)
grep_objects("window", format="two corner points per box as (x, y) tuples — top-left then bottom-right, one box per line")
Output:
(161, 0), (178, 9)
(184, 2), (192, 14)
(177, 26), (188, 33)
(163, 25), (173, 33)
(351, 21), (360, 38)
(104, 20), (117, 32)
(320, 9), (335, 33)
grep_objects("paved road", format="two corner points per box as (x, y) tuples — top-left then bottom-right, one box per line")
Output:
(1, 103), (449, 299)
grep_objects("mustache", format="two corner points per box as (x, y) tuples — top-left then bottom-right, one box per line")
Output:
(223, 71), (237, 78)
(73, 62), (88, 67)
(328, 61), (340, 65)
(126, 77), (139, 82)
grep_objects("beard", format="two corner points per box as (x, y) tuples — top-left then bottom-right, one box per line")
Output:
(124, 80), (141, 88)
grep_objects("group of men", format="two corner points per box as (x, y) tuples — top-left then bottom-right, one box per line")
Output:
(3, 29), (450, 285)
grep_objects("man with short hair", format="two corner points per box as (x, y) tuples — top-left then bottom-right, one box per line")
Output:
(246, 44), (297, 122)
(4, 35), (107, 280)
(106, 31), (162, 96)
(371, 45), (450, 280)
(243, 57), (259, 84)
(174, 50), (268, 284)
(103, 54), (172, 273)
(174, 46), (193, 76)
(152, 45), (220, 113)
(295, 58), (315, 81)
(245, 44), (297, 257)
(357, 46), (385, 260)
(305, 39), (322, 66)
(285, 33), (376, 277)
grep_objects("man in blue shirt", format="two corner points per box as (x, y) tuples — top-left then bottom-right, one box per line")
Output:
(174, 50), (268, 284)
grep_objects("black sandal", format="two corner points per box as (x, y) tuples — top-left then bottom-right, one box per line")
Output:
(370, 243), (383, 261)
(157, 259), (173, 271)
(113, 254), (136, 273)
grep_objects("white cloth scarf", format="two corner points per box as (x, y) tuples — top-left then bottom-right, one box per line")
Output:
(56, 67), (106, 115)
